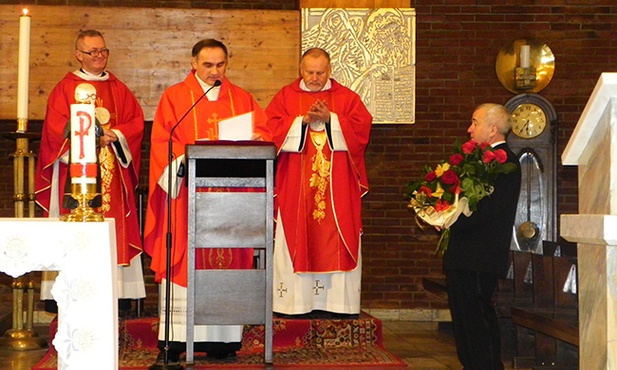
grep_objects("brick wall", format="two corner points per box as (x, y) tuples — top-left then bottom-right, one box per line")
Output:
(365, 1), (616, 314)
(361, 1), (617, 315)
(1, 0), (616, 317)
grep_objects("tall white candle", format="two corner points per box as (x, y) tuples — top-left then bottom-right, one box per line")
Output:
(520, 45), (531, 69)
(70, 103), (97, 183)
(17, 9), (31, 121)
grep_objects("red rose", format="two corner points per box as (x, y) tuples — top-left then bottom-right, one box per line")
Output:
(441, 169), (459, 185)
(479, 142), (490, 150)
(461, 140), (477, 154)
(425, 171), (437, 182)
(483, 150), (496, 163)
(493, 149), (507, 164)
(434, 199), (451, 212)
(419, 186), (433, 197)
(449, 153), (464, 166)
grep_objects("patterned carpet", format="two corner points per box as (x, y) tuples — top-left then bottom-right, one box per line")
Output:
(33, 312), (407, 369)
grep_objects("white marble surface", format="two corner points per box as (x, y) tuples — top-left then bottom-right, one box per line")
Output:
(562, 72), (617, 166)
(0, 218), (118, 370)
(561, 214), (617, 369)
(561, 73), (617, 369)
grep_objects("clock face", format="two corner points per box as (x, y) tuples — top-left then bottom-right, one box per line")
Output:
(511, 103), (547, 139)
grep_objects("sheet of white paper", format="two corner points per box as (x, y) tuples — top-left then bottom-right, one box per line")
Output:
(218, 111), (253, 140)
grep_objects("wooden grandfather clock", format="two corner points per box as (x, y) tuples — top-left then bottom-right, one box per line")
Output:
(496, 39), (557, 254)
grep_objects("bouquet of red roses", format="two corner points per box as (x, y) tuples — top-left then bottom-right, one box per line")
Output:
(405, 139), (517, 255)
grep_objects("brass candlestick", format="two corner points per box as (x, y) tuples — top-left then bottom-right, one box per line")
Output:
(60, 182), (104, 222)
(0, 119), (47, 351)
(0, 280), (47, 350)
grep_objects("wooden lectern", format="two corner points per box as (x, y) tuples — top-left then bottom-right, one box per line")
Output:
(561, 72), (617, 368)
(185, 141), (275, 364)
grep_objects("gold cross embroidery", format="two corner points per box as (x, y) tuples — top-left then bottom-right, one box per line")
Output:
(208, 112), (221, 126)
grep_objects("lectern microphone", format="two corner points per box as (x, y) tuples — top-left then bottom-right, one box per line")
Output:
(152, 79), (222, 370)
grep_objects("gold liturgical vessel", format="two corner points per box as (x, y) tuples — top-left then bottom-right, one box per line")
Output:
(61, 83), (104, 222)
(60, 182), (104, 222)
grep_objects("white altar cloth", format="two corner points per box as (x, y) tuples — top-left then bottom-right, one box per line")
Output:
(0, 218), (118, 370)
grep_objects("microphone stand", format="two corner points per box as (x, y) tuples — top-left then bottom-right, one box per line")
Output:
(150, 80), (221, 370)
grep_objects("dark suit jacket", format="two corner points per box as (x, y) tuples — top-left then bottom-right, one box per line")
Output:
(443, 142), (521, 277)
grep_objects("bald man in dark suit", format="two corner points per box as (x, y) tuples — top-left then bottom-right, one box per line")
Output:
(444, 103), (522, 370)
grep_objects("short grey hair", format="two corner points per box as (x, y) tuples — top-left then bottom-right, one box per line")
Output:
(476, 103), (511, 135)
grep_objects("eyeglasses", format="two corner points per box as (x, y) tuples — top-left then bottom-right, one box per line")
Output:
(79, 48), (110, 57)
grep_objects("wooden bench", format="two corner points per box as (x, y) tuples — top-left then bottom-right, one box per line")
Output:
(422, 242), (579, 368)
(422, 276), (448, 301)
(510, 245), (579, 368)
(422, 249), (534, 310)
(510, 307), (578, 346)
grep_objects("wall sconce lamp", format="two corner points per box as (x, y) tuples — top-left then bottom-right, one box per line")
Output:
(495, 39), (555, 94)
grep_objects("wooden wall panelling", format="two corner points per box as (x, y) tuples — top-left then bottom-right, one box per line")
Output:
(0, 5), (299, 121)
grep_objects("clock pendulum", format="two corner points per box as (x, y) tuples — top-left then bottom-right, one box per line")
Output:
(517, 149), (542, 251)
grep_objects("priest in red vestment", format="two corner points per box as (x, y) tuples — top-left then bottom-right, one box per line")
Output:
(144, 38), (271, 364)
(35, 30), (145, 309)
(265, 48), (372, 318)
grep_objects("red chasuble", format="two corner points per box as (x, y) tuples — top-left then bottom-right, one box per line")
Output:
(35, 71), (144, 265)
(265, 78), (372, 273)
(144, 71), (272, 287)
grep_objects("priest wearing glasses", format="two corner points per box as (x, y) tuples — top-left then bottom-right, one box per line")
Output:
(35, 29), (146, 313)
